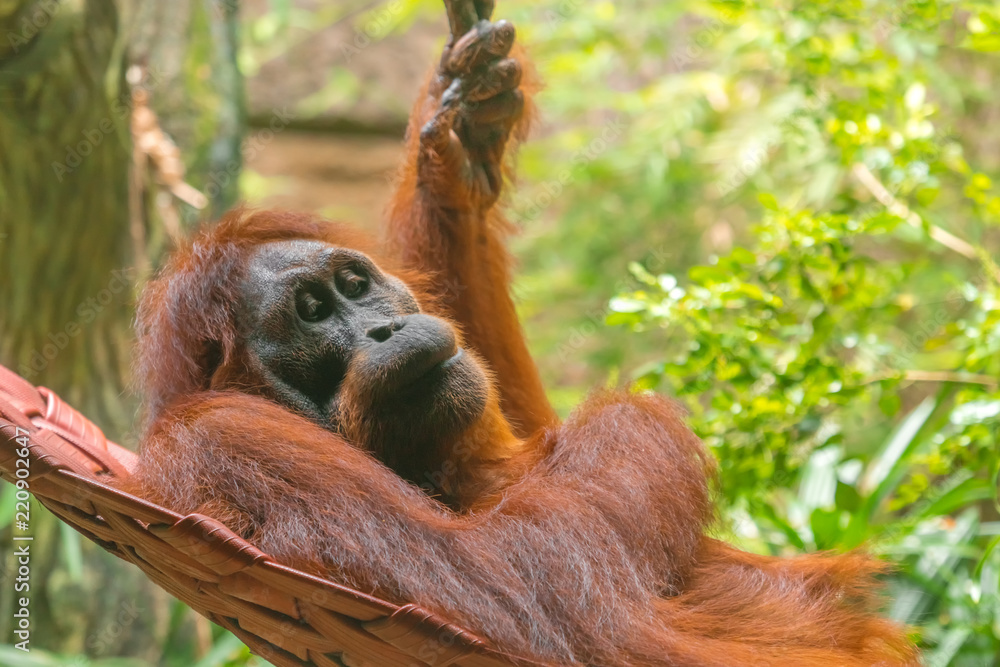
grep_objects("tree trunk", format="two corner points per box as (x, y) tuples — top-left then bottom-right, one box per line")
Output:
(0, 0), (243, 659)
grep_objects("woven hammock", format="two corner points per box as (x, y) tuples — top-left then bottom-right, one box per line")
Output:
(0, 363), (544, 667)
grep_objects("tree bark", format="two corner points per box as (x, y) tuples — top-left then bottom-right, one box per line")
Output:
(0, 0), (243, 658)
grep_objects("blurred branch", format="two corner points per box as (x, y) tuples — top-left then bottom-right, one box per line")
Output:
(866, 370), (999, 387)
(851, 163), (988, 262)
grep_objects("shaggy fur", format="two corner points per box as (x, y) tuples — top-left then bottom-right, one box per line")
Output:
(122, 379), (914, 665)
(120, 7), (918, 665)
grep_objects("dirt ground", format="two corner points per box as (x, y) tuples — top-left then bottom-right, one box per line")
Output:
(244, 131), (405, 232)
(240, 1), (445, 229)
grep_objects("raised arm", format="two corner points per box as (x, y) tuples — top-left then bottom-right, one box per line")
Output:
(383, 0), (555, 436)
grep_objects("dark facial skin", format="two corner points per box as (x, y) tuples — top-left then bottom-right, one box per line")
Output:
(224, 239), (488, 483)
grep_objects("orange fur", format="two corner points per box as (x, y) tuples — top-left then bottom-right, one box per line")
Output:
(385, 44), (555, 438)
(120, 19), (919, 667)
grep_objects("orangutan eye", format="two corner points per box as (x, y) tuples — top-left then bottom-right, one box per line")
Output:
(336, 266), (370, 299)
(295, 285), (334, 322)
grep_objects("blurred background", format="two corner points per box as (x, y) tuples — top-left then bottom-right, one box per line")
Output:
(1, 0), (999, 665)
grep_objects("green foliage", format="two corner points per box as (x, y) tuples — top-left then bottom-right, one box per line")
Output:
(12, 1), (996, 664)
(246, 0), (1000, 662)
(0, 633), (260, 667)
(561, 0), (1000, 661)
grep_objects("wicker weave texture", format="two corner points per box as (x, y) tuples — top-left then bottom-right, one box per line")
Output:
(0, 363), (544, 667)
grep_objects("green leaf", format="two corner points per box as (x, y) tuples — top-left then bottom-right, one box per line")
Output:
(963, 33), (1000, 52)
(628, 261), (657, 285)
(974, 535), (1000, 580)
(916, 478), (996, 519)
(923, 627), (974, 667)
(758, 192), (779, 210)
(0, 483), (15, 530)
(192, 632), (247, 667)
(754, 501), (807, 550)
(730, 247), (756, 265)
(888, 510), (979, 625)
(810, 507), (842, 549)
(735, 282), (767, 301)
(860, 393), (940, 500)
(800, 446), (840, 511)
(835, 482), (861, 512)
(0, 646), (60, 667)
(879, 392), (902, 417)
(688, 265), (731, 285)
(844, 388), (956, 547)
(58, 521), (84, 581)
